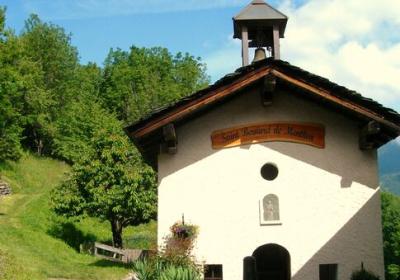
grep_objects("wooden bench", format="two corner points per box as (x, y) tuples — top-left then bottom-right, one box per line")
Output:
(94, 242), (150, 263)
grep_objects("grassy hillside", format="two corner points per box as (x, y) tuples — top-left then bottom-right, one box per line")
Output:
(0, 154), (156, 280)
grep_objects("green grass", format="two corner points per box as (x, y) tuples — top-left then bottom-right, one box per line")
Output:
(0, 154), (156, 280)
(124, 221), (157, 250)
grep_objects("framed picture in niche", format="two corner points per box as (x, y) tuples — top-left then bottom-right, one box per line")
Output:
(260, 194), (282, 225)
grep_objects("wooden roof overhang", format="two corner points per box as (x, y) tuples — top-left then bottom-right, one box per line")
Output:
(125, 59), (400, 166)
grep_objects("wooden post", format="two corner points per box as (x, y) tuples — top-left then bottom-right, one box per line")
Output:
(243, 256), (257, 280)
(260, 74), (276, 106)
(359, 121), (381, 150)
(242, 26), (249, 66)
(273, 24), (280, 60)
(163, 123), (177, 154)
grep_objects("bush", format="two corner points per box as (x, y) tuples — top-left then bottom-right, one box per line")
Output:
(159, 264), (201, 280)
(133, 258), (201, 280)
(132, 221), (201, 280)
(381, 192), (400, 280)
(132, 258), (161, 280)
(161, 222), (199, 267)
(387, 264), (400, 280)
(351, 267), (380, 280)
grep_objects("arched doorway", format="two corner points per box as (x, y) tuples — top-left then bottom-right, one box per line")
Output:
(252, 244), (291, 280)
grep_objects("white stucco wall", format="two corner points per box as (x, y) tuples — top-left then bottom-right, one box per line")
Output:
(157, 89), (385, 280)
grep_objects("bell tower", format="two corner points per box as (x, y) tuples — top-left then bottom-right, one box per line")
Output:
(233, 0), (288, 66)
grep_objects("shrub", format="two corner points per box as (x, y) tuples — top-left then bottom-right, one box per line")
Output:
(132, 258), (161, 280)
(133, 258), (201, 280)
(132, 221), (202, 280)
(351, 267), (380, 280)
(161, 222), (199, 267)
(387, 264), (400, 280)
(159, 264), (201, 280)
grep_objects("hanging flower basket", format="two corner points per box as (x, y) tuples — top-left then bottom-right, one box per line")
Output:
(170, 222), (198, 239)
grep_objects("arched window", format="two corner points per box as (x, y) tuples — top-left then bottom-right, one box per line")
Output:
(260, 194), (280, 225)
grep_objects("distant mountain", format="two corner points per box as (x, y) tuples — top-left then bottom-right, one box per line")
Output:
(379, 139), (400, 195)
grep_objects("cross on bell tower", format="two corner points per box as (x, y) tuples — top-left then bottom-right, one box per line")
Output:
(233, 0), (288, 66)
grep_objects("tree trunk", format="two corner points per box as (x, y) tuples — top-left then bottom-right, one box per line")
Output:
(111, 219), (123, 248)
(33, 130), (43, 156)
(37, 138), (43, 155)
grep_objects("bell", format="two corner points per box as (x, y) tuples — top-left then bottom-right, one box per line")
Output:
(253, 47), (266, 63)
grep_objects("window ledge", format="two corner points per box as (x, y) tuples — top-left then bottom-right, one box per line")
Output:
(260, 221), (282, 226)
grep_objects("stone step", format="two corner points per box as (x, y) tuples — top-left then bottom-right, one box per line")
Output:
(0, 181), (12, 196)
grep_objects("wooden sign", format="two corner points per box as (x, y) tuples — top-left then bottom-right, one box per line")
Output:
(211, 122), (325, 149)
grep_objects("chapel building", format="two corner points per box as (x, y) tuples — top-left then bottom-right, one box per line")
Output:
(126, 1), (400, 279)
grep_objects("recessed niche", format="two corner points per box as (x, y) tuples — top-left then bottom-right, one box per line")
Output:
(260, 194), (281, 225)
(260, 163), (278, 181)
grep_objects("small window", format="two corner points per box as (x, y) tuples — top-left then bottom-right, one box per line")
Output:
(261, 163), (278, 181)
(319, 264), (338, 280)
(204, 264), (223, 280)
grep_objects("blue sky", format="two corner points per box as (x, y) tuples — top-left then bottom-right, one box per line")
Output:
(1, 0), (400, 120)
(1, 0), (304, 68)
(2, 0), (279, 65)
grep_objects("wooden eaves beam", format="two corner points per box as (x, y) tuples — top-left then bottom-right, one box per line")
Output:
(130, 66), (400, 142)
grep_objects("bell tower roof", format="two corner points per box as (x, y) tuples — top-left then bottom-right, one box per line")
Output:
(233, 0), (288, 65)
(234, 0), (287, 21)
(233, 0), (288, 39)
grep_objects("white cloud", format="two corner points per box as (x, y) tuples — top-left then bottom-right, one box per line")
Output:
(281, 0), (400, 111)
(204, 36), (242, 81)
(204, 35), (260, 82)
(205, 0), (400, 112)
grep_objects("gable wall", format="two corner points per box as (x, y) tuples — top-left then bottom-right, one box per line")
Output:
(157, 88), (384, 280)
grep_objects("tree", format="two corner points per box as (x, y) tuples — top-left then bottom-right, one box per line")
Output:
(51, 121), (157, 248)
(52, 101), (115, 164)
(101, 46), (209, 123)
(381, 192), (400, 280)
(0, 6), (5, 36)
(19, 14), (79, 155)
(0, 6), (23, 162)
(21, 14), (78, 102)
(52, 63), (104, 163)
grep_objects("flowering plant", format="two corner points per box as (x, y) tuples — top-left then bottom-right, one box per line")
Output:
(160, 221), (199, 266)
(170, 222), (198, 239)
